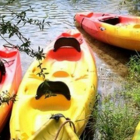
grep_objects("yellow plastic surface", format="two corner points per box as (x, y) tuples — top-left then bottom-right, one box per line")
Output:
(99, 22), (140, 51)
(132, 122), (140, 140)
(10, 30), (97, 140)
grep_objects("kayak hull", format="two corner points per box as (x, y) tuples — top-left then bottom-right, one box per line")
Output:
(74, 12), (140, 51)
(0, 47), (22, 132)
(133, 122), (140, 140)
(10, 29), (97, 140)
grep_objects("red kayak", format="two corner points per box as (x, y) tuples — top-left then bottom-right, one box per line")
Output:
(0, 46), (22, 132)
(74, 12), (140, 51)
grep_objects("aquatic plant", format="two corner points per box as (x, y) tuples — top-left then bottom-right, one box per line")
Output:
(121, 0), (140, 15)
(0, 0), (49, 104)
(127, 52), (140, 82)
(88, 92), (140, 140)
(0, 3), (48, 59)
(83, 52), (140, 140)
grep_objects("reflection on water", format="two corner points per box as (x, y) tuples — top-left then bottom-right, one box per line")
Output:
(0, 0), (137, 139)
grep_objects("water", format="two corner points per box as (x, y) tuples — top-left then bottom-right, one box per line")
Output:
(0, 0), (132, 73)
(0, 0), (137, 139)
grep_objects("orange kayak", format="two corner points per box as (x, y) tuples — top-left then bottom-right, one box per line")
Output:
(74, 12), (140, 51)
(0, 46), (22, 132)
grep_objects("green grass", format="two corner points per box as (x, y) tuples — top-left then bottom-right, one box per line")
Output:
(82, 53), (140, 140)
(92, 93), (140, 140)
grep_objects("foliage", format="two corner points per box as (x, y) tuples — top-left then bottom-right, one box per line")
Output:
(121, 0), (140, 15)
(127, 53), (140, 82)
(123, 84), (140, 108)
(91, 93), (140, 140)
(87, 53), (140, 140)
(124, 53), (140, 108)
(0, 91), (16, 106)
(0, 6), (48, 59)
(0, 0), (50, 105)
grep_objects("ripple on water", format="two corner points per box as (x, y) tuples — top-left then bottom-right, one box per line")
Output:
(0, 0), (130, 88)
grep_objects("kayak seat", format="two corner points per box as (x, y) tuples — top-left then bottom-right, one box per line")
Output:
(0, 59), (6, 83)
(35, 80), (71, 100)
(54, 37), (81, 52)
(99, 16), (120, 25)
(46, 37), (82, 62)
(47, 48), (81, 61)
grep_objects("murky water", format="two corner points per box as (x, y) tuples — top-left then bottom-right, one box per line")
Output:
(0, 0), (133, 73)
(0, 0), (138, 139)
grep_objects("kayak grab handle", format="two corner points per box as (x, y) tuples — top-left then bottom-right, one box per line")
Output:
(53, 37), (81, 52)
(35, 80), (71, 100)
(29, 114), (78, 140)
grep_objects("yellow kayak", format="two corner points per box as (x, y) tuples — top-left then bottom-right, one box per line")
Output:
(10, 29), (97, 140)
(132, 122), (140, 140)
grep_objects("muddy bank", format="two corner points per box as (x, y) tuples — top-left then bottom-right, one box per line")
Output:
(76, 28), (136, 98)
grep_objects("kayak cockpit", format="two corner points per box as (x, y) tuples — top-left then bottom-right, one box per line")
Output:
(99, 15), (120, 25)
(48, 37), (82, 61)
(36, 80), (71, 100)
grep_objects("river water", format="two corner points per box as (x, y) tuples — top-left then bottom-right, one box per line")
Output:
(0, 0), (138, 139)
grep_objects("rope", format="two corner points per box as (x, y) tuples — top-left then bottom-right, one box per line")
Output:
(54, 120), (76, 140)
